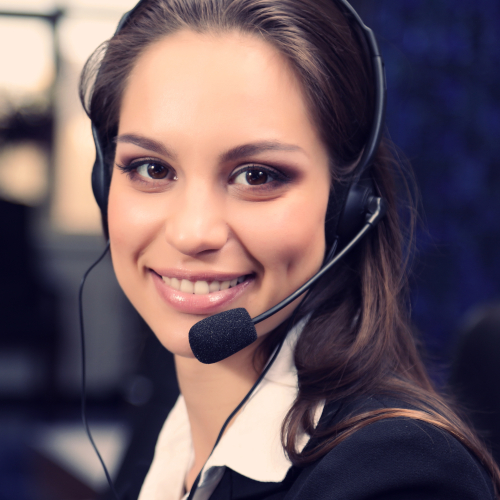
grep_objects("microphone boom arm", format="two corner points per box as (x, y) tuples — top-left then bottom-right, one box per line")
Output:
(252, 197), (386, 325)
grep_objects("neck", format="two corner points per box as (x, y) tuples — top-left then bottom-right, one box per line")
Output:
(175, 341), (263, 489)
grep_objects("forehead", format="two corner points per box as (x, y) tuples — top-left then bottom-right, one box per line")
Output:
(118, 29), (324, 158)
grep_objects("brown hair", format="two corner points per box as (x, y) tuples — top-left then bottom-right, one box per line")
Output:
(80, 0), (500, 492)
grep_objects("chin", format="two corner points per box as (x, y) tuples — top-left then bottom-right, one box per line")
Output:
(150, 321), (197, 358)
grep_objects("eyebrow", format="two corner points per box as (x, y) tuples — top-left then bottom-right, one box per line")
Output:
(115, 134), (303, 162)
(218, 141), (304, 163)
(115, 134), (177, 160)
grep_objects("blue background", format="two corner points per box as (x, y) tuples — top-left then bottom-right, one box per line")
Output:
(359, 0), (500, 369)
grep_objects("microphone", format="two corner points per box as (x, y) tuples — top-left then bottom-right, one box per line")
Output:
(189, 197), (386, 364)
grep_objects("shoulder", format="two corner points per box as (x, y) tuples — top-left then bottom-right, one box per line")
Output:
(286, 396), (496, 500)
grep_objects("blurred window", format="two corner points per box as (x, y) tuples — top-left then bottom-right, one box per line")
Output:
(0, 0), (136, 233)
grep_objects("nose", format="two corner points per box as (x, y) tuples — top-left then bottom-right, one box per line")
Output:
(164, 181), (229, 256)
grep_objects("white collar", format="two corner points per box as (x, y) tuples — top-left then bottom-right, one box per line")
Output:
(139, 319), (322, 500)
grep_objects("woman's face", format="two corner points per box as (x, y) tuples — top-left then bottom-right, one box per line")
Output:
(109, 30), (331, 359)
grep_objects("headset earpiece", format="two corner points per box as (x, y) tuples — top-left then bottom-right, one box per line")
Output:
(336, 175), (377, 246)
(324, 170), (378, 251)
(91, 124), (110, 215)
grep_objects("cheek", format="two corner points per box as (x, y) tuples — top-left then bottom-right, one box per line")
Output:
(107, 178), (160, 292)
(236, 196), (328, 277)
(107, 179), (161, 259)
(239, 195), (328, 339)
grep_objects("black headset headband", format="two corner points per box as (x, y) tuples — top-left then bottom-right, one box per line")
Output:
(90, 0), (386, 245)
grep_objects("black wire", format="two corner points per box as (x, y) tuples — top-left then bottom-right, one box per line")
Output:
(187, 303), (304, 499)
(78, 201), (383, 499)
(78, 240), (301, 500)
(185, 202), (387, 496)
(78, 241), (120, 500)
(252, 197), (385, 326)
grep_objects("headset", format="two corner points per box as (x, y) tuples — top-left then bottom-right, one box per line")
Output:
(80, 0), (387, 497)
(89, 0), (387, 364)
(91, 0), (386, 247)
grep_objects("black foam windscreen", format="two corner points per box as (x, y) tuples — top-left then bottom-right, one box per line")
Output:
(189, 308), (257, 364)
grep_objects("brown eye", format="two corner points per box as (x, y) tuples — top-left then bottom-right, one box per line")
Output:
(136, 161), (171, 180)
(147, 163), (167, 179)
(245, 170), (268, 185)
(233, 167), (272, 186)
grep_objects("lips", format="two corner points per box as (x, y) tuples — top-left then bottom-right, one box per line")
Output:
(150, 269), (255, 314)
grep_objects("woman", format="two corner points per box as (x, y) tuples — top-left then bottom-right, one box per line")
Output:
(80, 0), (499, 498)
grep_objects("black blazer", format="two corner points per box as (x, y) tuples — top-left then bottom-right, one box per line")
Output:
(205, 396), (496, 500)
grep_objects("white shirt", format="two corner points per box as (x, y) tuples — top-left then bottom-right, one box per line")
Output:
(138, 320), (322, 500)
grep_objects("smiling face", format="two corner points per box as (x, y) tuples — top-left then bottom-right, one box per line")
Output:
(109, 30), (331, 359)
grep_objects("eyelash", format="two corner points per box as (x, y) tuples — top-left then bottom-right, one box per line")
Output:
(116, 159), (291, 189)
(116, 158), (175, 183)
(229, 164), (291, 187)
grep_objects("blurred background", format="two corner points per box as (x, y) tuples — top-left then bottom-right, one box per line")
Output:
(0, 0), (498, 498)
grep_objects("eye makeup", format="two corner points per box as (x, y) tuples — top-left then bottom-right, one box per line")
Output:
(115, 157), (177, 186)
(229, 164), (291, 187)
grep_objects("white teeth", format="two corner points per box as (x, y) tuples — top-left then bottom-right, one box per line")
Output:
(162, 275), (248, 294)
(180, 279), (194, 293)
(194, 281), (209, 295)
(170, 277), (180, 290)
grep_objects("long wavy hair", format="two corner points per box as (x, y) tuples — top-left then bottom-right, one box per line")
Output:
(79, 0), (500, 492)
